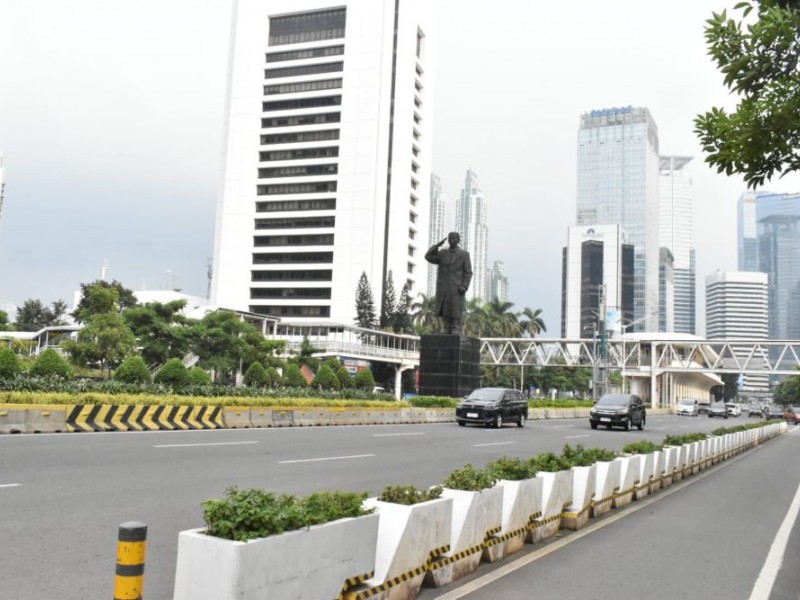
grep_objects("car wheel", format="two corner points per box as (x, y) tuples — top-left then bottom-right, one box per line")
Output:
(624, 417), (631, 431)
(517, 414), (526, 428)
(457, 420), (465, 427)
(590, 421), (598, 430)
(494, 414), (503, 429)
(637, 416), (645, 431)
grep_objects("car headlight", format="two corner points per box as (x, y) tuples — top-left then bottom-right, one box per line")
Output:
(589, 408), (596, 415)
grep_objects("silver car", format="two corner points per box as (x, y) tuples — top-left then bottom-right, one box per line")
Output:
(677, 398), (699, 417)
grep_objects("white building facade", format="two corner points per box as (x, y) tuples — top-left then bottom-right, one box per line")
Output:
(455, 168), (488, 303)
(658, 156), (696, 334)
(487, 260), (509, 303)
(427, 172), (446, 298)
(705, 270), (769, 393)
(212, 0), (437, 322)
(576, 106), (660, 332)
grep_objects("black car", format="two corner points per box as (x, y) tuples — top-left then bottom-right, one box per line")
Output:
(456, 388), (528, 428)
(707, 401), (729, 419)
(589, 393), (646, 431)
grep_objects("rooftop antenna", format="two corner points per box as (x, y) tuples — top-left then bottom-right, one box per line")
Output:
(101, 258), (109, 281)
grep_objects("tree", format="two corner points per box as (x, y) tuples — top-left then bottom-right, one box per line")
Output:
(187, 367), (212, 386)
(352, 367), (376, 390)
(29, 349), (72, 379)
(0, 348), (21, 379)
(265, 366), (281, 387)
(0, 311), (12, 332)
(154, 358), (190, 388)
(282, 363), (307, 387)
(380, 271), (397, 329)
(773, 373), (800, 405)
(392, 282), (413, 333)
(72, 280), (137, 323)
(311, 364), (340, 390)
(244, 361), (269, 387)
(189, 310), (251, 382)
(335, 365), (352, 389)
(294, 337), (321, 371)
(354, 272), (377, 330)
(411, 293), (442, 335)
(114, 356), (152, 384)
(711, 372), (740, 401)
(124, 300), (193, 367)
(695, 0), (800, 188)
(520, 307), (547, 337)
(63, 311), (136, 377)
(485, 298), (521, 337)
(463, 298), (489, 337)
(15, 299), (67, 331)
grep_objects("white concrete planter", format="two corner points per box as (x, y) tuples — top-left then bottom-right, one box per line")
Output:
(426, 486), (503, 588)
(679, 444), (693, 478)
(360, 496), (452, 600)
(649, 450), (665, 493)
(562, 465), (596, 531)
(708, 437), (721, 464)
(592, 460), (621, 518)
(661, 446), (679, 486)
(634, 452), (654, 499)
(613, 455), (641, 509)
(173, 513), (379, 600)
(484, 478), (542, 561)
(530, 470), (573, 543)
(690, 441), (703, 473)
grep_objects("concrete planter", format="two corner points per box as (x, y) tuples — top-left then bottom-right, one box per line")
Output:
(484, 478), (542, 561)
(426, 487), (503, 588)
(562, 465), (596, 531)
(530, 470), (573, 543)
(649, 450), (664, 493)
(592, 460), (621, 518)
(359, 496), (452, 600)
(661, 447), (679, 486)
(173, 513), (379, 600)
(633, 452), (654, 499)
(613, 455), (640, 509)
(679, 444), (693, 478)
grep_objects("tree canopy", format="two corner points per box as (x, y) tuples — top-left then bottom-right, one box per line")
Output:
(695, 0), (800, 187)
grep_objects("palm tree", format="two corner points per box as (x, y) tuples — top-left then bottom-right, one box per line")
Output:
(463, 298), (490, 337)
(485, 298), (521, 337)
(411, 293), (441, 335)
(520, 307), (547, 337)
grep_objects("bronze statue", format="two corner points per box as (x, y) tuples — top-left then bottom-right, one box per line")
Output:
(425, 231), (473, 334)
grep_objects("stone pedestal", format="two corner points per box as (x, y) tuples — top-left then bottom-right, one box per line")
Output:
(418, 335), (480, 398)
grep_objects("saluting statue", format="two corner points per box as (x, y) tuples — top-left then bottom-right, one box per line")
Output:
(425, 231), (473, 335)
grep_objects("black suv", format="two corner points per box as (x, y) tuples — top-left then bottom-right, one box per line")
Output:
(456, 388), (528, 428)
(589, 393), (646, 431)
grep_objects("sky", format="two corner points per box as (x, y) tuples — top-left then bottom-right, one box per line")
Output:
(2, 0), (800, 335)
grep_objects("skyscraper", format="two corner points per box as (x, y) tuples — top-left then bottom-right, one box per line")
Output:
(658, 156), (696, 334)
(427, 173), (446, 298)
(576, 106), (660, 332)
(487, 260), (509, 303)
(455, 168), (488, 303)
(705, 270), (769, 393)
(212, 0), (436, 322)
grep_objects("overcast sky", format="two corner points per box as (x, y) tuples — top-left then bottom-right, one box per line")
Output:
(2, 0), (799, 335)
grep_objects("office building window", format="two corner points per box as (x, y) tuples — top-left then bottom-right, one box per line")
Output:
(264, 78), (342, 95)
(255, 216), (335, 229)
(266, 45), (344, 63)
(261, 113), (340, 129)
(263, 96), (341, 112)
(257, 182), (337, 195)
(254, 234), (334, 247)
(264, 62), (343, 79)
(260, 130), (339, 145)
(256, 198), (336, 212)
(268, 8), (346, 47)
(258, 164), (338, 179)
(252, 269), (332, 282)
(253, 252), (333, 264)
(250, 305), (331, 317)
(260, 147), (339, 162)
(250, 287), (332, 300)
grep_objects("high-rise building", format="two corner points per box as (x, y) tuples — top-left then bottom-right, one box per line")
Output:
(659, 156), (696, 334)
(487, 260), (509, 303)
(561, 224), (634, 339)
(455, 168), (488, 303)
(705, 270), (769, 393)
(737, 191), (800, 340)
(658, 247), (674, 333)
(211, 0), (436, 322)
(576, 106), (660, 332)
(427, 173), (446, 298)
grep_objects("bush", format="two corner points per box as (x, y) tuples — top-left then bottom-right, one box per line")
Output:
(442, 463), (496, 491)
(0, 348), (22, 379)
(29, 349), (72, 379)
(529, 451), (572, 473)
(114, 356), (152, 384)
(622, 440), (662, 454)
(282, 364), (307, 387)
(377, 484), (443, 505)
(265, 366), (281, 387)
(352, 368), (375, 390)
(243, 362), (269, 387)
(408, 396), (458, 408)
(486, 456), (537, 480)
(187, 367), (212, 386)
(311, 364), (340, 390)
(153, 358), (189, 388)
(202, 486), (373, 541)
(663, 433), (707, 446)
(335, 366), (352, 389)
(561, 444), (617, 466)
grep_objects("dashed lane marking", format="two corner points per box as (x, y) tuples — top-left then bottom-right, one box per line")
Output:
(0, 483), (21, 489)
(564, 434), (591, 439)
(279, 453), (376, 464)
(553, 425), (575, 429)
(154, 441), (259, 448)
(372, 432), (425, 437)
(473, 442), (516, 448)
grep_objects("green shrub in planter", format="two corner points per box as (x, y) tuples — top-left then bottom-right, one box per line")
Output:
(0, 348), (22, 379)
(352, 368), (375, 390)
(154, 358), (189, 388)
(114, 356), (152, 384)
(202, 486), (373, 542)
(311, 364), (340, 390)
(663, 433), (707, 446)
(486, 456), (537, 480)
(243, 361), (269, 387)
(282, 364), (307, 387)
(561, 444), (617, 466)
(187, 367), (212, 386)
(529, 451), (572, 473)
(408, 396), (459, 408)
(622, 440), (663, 454)
(265, 366), (280, 387)
(335, 366), (352, 389)
(442, 463), (496, 492)
(29, 349), (73, 379)
(377, 484), (443, 505)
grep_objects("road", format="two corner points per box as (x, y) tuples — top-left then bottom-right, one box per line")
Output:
(0, 414), (795, 599)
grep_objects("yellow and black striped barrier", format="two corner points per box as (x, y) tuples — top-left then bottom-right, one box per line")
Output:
(67, 405), (224, 432)
(114, 522), (147, 600)
(338, 571), (373, 600)
(343, 545), (450, 599)
(484, 511), (543, 547)
(430, 527), (502, 568)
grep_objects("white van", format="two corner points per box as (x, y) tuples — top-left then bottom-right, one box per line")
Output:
(677, 398), (699, 417)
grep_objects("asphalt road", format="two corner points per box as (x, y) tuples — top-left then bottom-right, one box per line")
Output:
(0, 414), (792, 599)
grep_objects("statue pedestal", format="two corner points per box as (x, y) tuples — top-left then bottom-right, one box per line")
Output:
(418, 335), (481, 398)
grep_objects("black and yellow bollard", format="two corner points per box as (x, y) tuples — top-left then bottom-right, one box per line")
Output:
(114, 522), (147, 600)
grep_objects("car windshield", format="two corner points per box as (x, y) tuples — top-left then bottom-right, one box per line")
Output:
(466, 389), (503, 402)
(597, 394), (630, 406)
(679, 399), (694, 406)
(769, 406), (783, 413)
(710, 402), (725, 408)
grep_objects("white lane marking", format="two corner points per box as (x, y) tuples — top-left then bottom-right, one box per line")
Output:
(749, 480), (800, 600)
(654, 427), (668, 430)
(279, 453), (375, 464)
(0, 483), (21, 489)
(373, 432), (425, 437)
(564, 434), (591, 440)
(473, 442), (515, 448)
(154, 441), (259, 448)
(553, 425), (575, 429)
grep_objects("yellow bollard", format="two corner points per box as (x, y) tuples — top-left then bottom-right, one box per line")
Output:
(114, 522), (147, 600)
